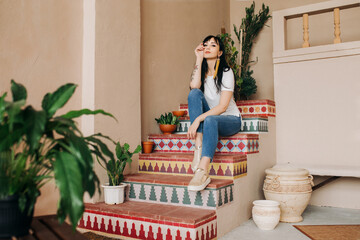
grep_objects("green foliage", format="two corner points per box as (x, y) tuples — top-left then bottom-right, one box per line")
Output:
(221, 1), (271, 100)
(155, 112), (179, 125)
(219, 33), (243, 100)
(96, 142), (141, 186)
(240, 69), (257, 99)
(234, 2), (271, 99)
(0, 80), (116, 229)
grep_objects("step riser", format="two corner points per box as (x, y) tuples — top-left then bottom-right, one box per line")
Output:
(124, 182), (234, 209)
(180, 100), (276, 117)
(176, 118), (268, 134)
(138, 160), (247, 180)
(78, 211), (217, 240)
(150, 137), (259, 155)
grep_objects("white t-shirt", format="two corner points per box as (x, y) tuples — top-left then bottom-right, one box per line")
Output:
(204, 69), (241, 118)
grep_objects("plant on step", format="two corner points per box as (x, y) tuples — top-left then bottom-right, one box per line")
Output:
(155, 112), (180, 125)
(220, 1), (271, 100)
(155, 112), (180, 135)
(234, 2), (271, 99)
(219, 32), (242, 101)
(96, 142), (141, 186)
(0, 80), (116, 231)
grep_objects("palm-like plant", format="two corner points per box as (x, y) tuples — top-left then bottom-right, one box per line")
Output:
(0, 80), (115, 229)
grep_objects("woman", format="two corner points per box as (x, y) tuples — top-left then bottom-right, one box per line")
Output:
(187, 35), (242, 191)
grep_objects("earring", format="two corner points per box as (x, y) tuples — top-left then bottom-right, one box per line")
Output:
(213, 56), (220, 79)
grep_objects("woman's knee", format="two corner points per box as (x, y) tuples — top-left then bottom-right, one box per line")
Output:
(204, 115), (218, 127)
(188, 88), (203, 101)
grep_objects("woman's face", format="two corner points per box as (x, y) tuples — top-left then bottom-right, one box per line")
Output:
(203, 38), (222, 59)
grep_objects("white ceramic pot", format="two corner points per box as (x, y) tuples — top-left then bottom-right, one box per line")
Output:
(102, 183), (127, 205)
(263, 166), (314, 223)
(252, 200), (280, 230)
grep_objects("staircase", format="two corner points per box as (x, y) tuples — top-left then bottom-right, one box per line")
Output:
(77, 100), (276, 239)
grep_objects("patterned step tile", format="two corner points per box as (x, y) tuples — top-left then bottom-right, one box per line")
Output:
(175, 115), (268, 134)
(148, 133), (259, 155)
(78, 202), (217, 240)
(237, 99), (276, 117)
(123, 173), (234, 209)
(179, 99), (276, 117)
(139, 153), (247, 179)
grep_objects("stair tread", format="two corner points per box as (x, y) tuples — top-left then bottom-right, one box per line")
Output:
(179, 99), (275, 107)
(139, 152), (247, 163)
(149, 133), (258, 139)
(124, 173), (233, 188)
(179, 114), (268, 120)
(85, 201), (215, 225)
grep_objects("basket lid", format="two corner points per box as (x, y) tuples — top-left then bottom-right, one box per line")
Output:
(265, 165), (309, 176)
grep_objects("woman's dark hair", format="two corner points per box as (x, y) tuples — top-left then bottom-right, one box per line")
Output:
(200, 35), (230, 93)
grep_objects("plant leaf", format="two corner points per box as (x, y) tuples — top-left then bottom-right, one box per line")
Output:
(66, 134), (97, 196)
(11, 80), (27, 102)
(0, 123), (25, 152)
(85, 135), (115, 163)
(133, 145), (142, 154)
(61, 109), (116, 121)
(42, 83), (77, 117)
(0, 93), (7, 123)
(53, 151), (84, 229)
(23, 106), (46, 152)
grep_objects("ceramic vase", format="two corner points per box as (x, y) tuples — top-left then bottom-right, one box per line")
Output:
(252, 200), (280, 230)
(102, 183), (127, 205)
(263, 165), (314, 223)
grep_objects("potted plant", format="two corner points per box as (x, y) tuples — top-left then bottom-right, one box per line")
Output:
(220, 2), (271, 100)
(0, 80), (115, 238)
(97, 142), (141, 204)
(141, 140), (154, 154)
(155, 112), (179, 134)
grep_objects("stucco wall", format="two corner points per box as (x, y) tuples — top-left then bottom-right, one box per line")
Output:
(229, 0), (360, 209)
(0, 0), (83, 216)
(229, 0), (360, 100)
(94, 0), (141, 201)
(140, 0), (230, 139)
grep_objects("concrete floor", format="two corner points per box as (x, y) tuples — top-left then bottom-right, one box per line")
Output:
(220, 205), (360, 240)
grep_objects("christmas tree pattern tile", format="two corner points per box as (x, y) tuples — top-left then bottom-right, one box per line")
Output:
(122, 182), (234, 209)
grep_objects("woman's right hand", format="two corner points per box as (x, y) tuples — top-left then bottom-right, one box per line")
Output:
(194, 43), (204, 60)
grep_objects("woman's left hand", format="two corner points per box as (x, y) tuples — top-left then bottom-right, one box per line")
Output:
(187, 119), (200, 139)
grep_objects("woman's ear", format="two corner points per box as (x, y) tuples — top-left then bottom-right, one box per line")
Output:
(218, 51), (223, 57)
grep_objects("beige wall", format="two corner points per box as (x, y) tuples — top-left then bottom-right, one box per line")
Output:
(0, 0), (141, 214)
(94, 0), (141, 201)
(229, 0), (360, 100)
(141, 0), (230, 139)
(270, 0), (360, 209)
(0, 0), (83, 216)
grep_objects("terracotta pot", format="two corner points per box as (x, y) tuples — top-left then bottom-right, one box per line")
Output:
(159, 124), (177, 134)
(172, 110), (186, 117)
(252, 200), (280, 230)
(263, 166), (314, 223)
(142, 141), (154, 153)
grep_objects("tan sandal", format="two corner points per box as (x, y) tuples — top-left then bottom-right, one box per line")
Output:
(188, 168), (211, 192)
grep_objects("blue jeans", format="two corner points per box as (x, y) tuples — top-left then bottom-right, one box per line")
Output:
(188, 89), (242, 161)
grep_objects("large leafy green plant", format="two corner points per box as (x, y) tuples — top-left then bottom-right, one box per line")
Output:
(97, 142), (141, 186)
(0, 80), (115, 229)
